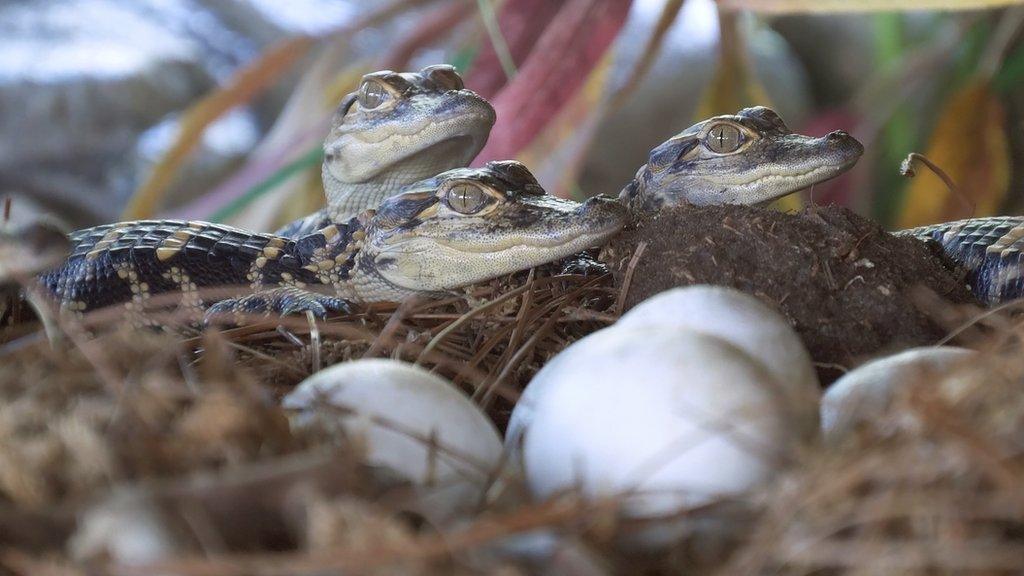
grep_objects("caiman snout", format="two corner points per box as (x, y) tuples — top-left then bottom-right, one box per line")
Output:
(579, 194), (622, 212)
(577, 194), (629, 231)
(825, 130), (864, 158)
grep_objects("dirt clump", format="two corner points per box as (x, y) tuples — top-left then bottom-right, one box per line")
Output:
(605, 204), (978, 383)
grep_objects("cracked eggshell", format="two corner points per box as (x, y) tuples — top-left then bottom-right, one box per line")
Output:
(283, 359), (502, 522)
(516, 326), (805, 548)
(821, 346), (978, 442)
(617, 286), (820, 439)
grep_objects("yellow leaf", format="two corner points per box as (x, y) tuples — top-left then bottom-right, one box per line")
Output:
(123, 36), (316, 221)
(696, 10), (772, 119)
(897, 82), (1009, 229)
(697, 8), (801, 211)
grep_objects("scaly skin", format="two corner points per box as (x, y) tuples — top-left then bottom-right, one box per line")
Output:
(277, 65), (495, 238)
(620, 107), (864, 213)
(899, 217), (1024, 305)
(35, 106), (879, 320)
(38, 162), (627, 319)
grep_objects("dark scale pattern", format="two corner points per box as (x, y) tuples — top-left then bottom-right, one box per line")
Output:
(38, 219), (322, 313)
(904, 216), (1024, 305)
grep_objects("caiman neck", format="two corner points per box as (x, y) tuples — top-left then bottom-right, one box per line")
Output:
(323, 138), (483, 222)
(324, 179), (406, 223)
(292, 215), (416, 303)
(617, 165), (653, 216)
(294, 216), (366, 269)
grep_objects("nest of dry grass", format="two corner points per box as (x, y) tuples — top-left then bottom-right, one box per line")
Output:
(3, 240), (1024, 575)
(0, 265), (622, 574)
(209, 267), (618, 429)
(726, 337), (1024, 575)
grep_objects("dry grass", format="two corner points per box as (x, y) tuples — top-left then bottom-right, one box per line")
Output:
(3, 259), (1024, 575)
(722, 342), (1024, 576)
(0, 265), (619, 573)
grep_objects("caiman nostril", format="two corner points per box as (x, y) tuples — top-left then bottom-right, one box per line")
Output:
(824, 130), (864, 156)
(580, 195), (614, 210)
(578, 195), (629, 225)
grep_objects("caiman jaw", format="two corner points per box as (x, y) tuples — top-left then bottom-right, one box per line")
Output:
(620, 107), (864, 213)
(355, 161), (628, 299)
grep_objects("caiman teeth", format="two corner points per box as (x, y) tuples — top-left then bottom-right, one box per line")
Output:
(718, 163), (847, 189)
(412, 221), (624, 254)
(352, 112), (491, 144)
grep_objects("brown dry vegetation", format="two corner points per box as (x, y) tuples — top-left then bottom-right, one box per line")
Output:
(606, 204), (981, 384)
(2, 208), (1024, 574)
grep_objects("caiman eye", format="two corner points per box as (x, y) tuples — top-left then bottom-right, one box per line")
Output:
(358, 80), (389, 109)
(705, 123), (744, 153)
(423, 64), (465, 90)
(446, 183), (488, 214)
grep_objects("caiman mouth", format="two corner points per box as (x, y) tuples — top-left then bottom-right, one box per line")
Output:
(425, 221), (625, 254)
(384, 109), (494, 168)
(379, 200), (627, 257)
(703, 133), (864, 205)
(736, 162), (854, 190)
(381, 135), (477, 183)
(409, 198), (628, 254)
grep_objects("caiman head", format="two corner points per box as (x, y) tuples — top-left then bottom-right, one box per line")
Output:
(349, 161), (628, 300)
(620, 106), (863, 213)
(323, 65), (496, 219)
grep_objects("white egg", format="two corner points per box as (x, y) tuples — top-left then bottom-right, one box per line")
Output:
(618, 286), (820, 438)
(506, 326), (624, 449)
(283, 359), (503, 522)
(507, 286), (820, 448)
(821, 346), (977, 442)
(69, 489), (185, 566)
(516, 326), (809, 548)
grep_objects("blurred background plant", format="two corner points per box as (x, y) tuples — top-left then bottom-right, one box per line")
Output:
(1, 0), (1023, 233)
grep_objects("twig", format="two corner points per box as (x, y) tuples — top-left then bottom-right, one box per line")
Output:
(305, 310), (321, 373)
(475, 0), (517, 81)
(608, 0), (686, 111)
(415, 284), (531, 364)
(382, 0), (473, 69)
(978, 5), (1024, 80)
(364, 295), (421, 359)
(478, 310), (561, 408)
(936, 297), (1024, 346)
(615, 241), (648, 315)
(900, 152), (975, 219)
(109, 496), (618, 576)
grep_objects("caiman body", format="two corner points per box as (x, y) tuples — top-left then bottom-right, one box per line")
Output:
(37, 86), (1021, 318)
(39, 162), (627, 318)
(899, 217), (1024, 305)
(33, 105), (871, 318)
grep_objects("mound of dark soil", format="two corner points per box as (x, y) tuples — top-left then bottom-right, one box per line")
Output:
(604, 204), (978, 383)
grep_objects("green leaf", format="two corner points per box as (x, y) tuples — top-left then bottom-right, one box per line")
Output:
(209, 147), (324, 223)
